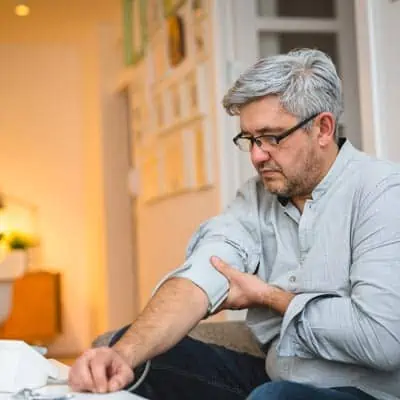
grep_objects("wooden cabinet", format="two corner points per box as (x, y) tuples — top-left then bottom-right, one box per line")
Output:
(0, 271), (62, 345)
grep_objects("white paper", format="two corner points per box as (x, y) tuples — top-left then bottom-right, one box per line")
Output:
(37, 384), (147, 399)
(0, 340), (59, 392)
(0, 394), (145, 400)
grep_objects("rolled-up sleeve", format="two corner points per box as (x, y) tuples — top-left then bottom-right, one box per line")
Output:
(278, 175), (400, 371)
(153, 179), (262, 314)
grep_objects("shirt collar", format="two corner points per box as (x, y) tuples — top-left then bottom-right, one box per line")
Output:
(277, 138), (355, 206)
(311, 137), (353, 201)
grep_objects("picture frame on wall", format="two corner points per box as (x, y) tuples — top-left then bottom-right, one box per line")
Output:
(123, 0), (133, 65)
(163, 0), (185, 17)
(181, 121), (209, 190)
(170, 83), (181, 121)
(167, 14), (186, 67)
(192, 0), (206, 19)
(147, 0), (162, 37)
(152, 33), (168, 82)
(185, 71), (198, 116)
(141, 148), (162, 202)
(163, 131), (186, 194)
(123, 0), (148, 65)
(193, 19), (206, 57)
(191, 0), (208, 58)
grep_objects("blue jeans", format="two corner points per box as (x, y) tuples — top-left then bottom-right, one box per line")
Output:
(247, 382), (376, 400)
(110, 325), (376, 400)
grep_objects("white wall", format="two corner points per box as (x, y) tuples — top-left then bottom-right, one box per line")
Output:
(0, 0), (126, 355)
(355, 0), (400, 160)
(0, 43), (90, 353)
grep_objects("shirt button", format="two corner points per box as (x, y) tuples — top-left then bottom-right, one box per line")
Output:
(289, 275), (296, 283)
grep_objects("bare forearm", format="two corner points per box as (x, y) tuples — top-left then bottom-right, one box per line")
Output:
(113, 277), (209, 368)
(259, 284), (295, 315)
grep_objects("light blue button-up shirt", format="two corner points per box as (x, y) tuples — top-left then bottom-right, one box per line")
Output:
(160, 140), (400, 399)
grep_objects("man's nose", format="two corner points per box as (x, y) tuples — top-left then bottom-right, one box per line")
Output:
(251, 143), (271, 163)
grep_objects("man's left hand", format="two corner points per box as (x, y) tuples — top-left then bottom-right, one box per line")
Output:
(210, 256), (269, 310)
(210, 256), (295, 315)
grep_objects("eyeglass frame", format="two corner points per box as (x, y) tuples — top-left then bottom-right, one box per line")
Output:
(232, 112), (321, 151)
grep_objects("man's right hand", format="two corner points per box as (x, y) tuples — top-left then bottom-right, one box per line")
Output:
(69, 278), (208, 393)
(68, 347), (134, 393)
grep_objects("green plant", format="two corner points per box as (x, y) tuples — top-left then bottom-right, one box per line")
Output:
(3, 231), (37, 250)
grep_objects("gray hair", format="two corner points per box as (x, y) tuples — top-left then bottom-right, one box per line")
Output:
(222, 48), (343, 139)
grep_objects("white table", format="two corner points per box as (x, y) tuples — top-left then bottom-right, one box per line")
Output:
(0, 385), (147, 399)
(73, 392), (146, 399)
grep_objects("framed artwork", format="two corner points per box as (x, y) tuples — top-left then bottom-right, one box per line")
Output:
(163, 0), (185, 17)
(164, 132), (185, 194)
(153, 34), (167, 81)
(192, 0), (206, 19)
(186, 71), (198, 114)
(147, 0), (162, 37)
(182, 121), (209, 190)
(193, 123), (207, 187)
(123, 0), (148, 65)
(194, 18), (207, 56)
(141, 149), (161, 202)
(167, 15), (186, 67)
(123, 0), (133, 65)
(170, 84), (181, 120)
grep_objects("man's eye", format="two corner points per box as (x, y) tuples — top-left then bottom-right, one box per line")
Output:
(263, 136), (278, 145)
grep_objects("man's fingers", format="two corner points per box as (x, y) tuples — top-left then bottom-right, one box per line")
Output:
(90, 356), (110, 393)
(108, 365), (134, 392)
(68, 347), (133, 394)
(210, 256), (228, 269)
(108, 377), (124, 393)
(211, 256), (237, 278)
(68, 351), (96, 392)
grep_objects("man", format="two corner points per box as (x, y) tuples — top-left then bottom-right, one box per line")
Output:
(69, 49), (400, 400)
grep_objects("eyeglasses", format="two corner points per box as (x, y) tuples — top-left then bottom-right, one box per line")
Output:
(233, 113), (320, 152)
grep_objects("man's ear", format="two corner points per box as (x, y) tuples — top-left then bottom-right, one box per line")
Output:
(316, 112), (336, 147)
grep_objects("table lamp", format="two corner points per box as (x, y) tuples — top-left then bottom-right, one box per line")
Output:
(0, 192), (38, 323)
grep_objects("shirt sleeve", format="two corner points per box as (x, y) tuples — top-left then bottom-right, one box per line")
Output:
(153, 178), (262, 314)
(278, 174), (400, 371)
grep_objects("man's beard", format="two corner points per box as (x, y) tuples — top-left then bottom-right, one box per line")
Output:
(260, 149), (321, 198)
(262, 174), (303, 197)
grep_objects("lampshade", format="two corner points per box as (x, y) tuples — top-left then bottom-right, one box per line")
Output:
(0, 193), (38, 237)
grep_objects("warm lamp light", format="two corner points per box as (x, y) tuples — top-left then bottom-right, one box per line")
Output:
(0, 192), (41, 270)
(15, 2), (30, 17)
(0, 194), (38, 237)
